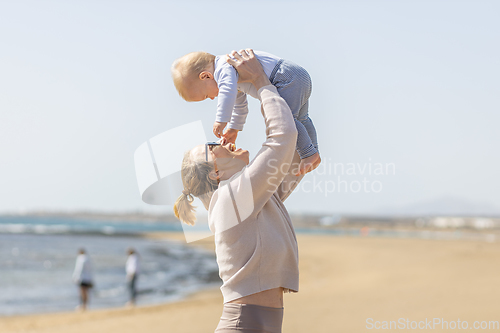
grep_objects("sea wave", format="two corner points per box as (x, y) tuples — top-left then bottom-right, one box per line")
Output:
(0, 232), (220, 316)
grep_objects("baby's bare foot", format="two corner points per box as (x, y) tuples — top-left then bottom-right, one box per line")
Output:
(296, 152), (320, 176)
(312, 154), (321, 170)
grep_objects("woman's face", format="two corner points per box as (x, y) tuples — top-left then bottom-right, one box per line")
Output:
(212, 142), (250, 165)
(191, 142), (250, 179)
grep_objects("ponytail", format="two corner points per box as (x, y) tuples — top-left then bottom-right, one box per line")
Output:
(173, 190), (196, 226)
(173, 150), (218, 226)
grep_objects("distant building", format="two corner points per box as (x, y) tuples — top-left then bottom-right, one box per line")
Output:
(319, 215), (342, 226)
(417, 217), (500, 229)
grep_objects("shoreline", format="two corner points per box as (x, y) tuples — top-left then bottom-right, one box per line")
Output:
(0, 231), (219, 318)
(0, 232), (222, 332)
(2, 225), (500, 244)
(2, 234), (500, 333)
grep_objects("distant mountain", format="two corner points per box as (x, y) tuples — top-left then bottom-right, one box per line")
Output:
(374, 196), (500, 217)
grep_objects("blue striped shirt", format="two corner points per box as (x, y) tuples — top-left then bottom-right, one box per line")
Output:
(214, 51), (281, 130)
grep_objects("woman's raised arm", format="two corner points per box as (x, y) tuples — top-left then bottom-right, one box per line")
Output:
(225, 50), (298, 216)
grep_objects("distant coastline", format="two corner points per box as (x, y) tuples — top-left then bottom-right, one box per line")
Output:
(0, 210), (179, 223)
(1, 210), (500, 234)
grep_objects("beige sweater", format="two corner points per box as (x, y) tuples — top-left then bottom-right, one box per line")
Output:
(208, 85), (303, 303)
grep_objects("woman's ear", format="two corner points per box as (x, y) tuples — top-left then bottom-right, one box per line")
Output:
(199, 71), (213, 80)
(208, 170), (223, 180)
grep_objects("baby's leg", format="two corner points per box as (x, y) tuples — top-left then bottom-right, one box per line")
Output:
(297, 101), (318, 151)
(294, 101), (320, 175)
(296, 101), (318, 158)
(275, 91), (320, 174)
(275, 82), (316, 159)
(294, 119), (317, 159)
(272, 61), (319, 173)
(294, 119), (320, 175)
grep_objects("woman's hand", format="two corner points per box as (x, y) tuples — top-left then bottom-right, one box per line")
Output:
(226, 49), (270, 90)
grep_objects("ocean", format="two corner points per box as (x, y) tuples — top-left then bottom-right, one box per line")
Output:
(1, 215), (496, 316)
(0, 216), (220, 316)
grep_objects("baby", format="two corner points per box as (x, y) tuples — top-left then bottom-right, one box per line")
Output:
(171, 49), (320, 175)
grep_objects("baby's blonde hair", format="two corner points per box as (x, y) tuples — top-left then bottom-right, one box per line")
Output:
(173, 150), (218, 225)
(171, 51), (216, 101)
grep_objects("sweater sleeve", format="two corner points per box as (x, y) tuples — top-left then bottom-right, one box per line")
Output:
(275, 151), (304, 202)
(227, 91), (249, 131)
(243, 85), (297, 216)
(215, 65), (239, 124)
(209, 85), (298, 232)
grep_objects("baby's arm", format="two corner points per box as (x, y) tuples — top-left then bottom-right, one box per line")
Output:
(228, 91), (249, 131)
(222, 91), (248, 143)
(213, 122), (227, 138)
(214, 63), (239, 137)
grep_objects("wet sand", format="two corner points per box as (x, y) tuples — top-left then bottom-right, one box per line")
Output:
(1, 233), (499, 333)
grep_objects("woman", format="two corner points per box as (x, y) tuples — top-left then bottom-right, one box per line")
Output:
(174, 50), (306, 333)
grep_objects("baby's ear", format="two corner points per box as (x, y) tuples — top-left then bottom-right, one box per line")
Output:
(199, 71), (213, 80)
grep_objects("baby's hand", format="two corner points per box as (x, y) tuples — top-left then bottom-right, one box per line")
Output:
(296, 152), (321, 176)
(223, 128), (239, 144)
(213, 122), (227, 138)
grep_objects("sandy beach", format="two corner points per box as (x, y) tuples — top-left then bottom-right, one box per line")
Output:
(1, 233), (499, 333)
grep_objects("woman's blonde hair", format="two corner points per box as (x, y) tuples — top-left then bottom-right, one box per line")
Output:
(171, 51), (216, 101)
(173, 150), (218, 225)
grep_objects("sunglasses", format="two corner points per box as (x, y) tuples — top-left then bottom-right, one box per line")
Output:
(205, 142), (221, 185)
(205, 142), (221, 162)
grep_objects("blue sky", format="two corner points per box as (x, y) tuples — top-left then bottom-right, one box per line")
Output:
(1, 0), (499, 215)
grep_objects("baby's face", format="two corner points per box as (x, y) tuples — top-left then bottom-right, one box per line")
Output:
(185, 77), (219, 102)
